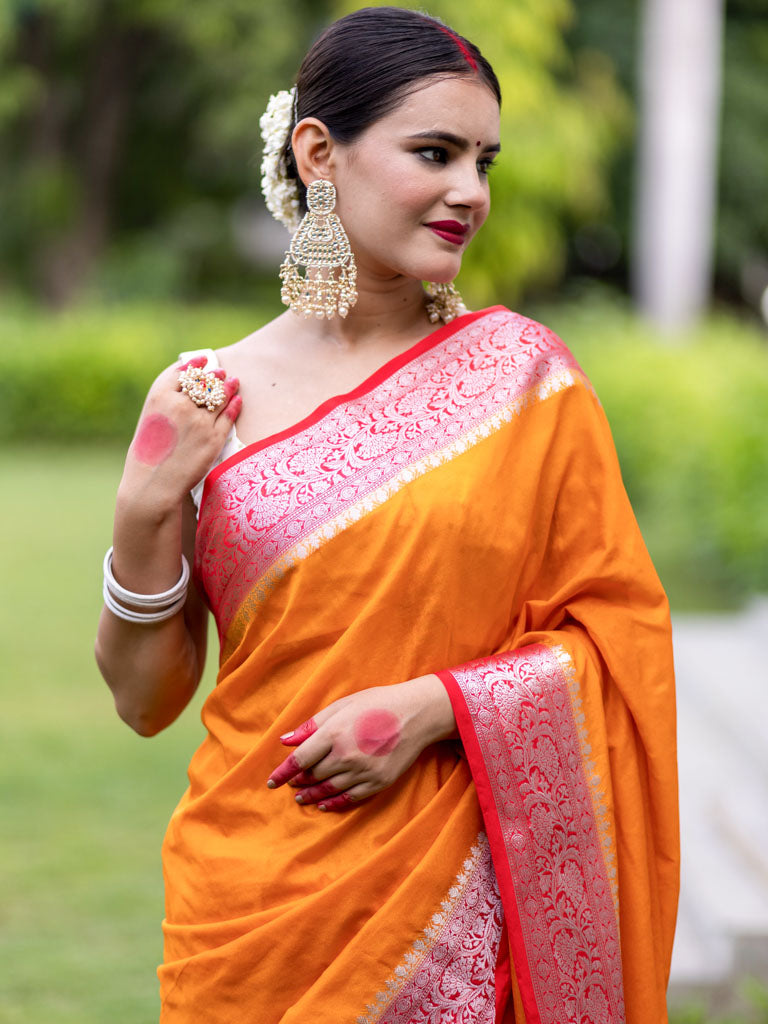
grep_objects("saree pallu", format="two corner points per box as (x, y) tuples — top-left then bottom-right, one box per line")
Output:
(159, 307), (679, 1023)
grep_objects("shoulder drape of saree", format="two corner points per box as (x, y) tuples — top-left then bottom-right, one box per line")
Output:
(159, 308), (678, 1024)
(438, 381), (678, 1024)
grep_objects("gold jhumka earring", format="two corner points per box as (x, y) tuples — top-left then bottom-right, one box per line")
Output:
(279, 179), (358, 319)
(424, 280), (467, 324)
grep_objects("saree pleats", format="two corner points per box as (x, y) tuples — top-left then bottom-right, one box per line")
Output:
(160, 308), (678, 1023)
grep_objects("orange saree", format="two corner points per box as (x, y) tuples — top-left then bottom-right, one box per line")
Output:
(159, 307), (679, 1023)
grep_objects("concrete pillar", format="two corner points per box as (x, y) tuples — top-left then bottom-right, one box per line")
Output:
(633, 0), (725, 332)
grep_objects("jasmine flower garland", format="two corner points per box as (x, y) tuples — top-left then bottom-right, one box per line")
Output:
(259, 87), (301, 232)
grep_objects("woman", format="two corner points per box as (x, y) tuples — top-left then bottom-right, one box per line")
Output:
(95, 8), (679, 1023)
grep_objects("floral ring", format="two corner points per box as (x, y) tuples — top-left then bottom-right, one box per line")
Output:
(178, 367), (227, 412)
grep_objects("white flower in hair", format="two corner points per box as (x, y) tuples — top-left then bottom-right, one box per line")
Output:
(260, 87), (302, 232)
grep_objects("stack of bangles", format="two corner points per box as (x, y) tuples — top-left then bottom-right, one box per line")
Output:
(102, 547), (190, 624)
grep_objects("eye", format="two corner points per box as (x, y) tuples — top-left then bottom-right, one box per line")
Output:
(416, 147), (448, 165)
(477, 157), (497, 176)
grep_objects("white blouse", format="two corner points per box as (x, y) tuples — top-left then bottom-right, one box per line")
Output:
(179, 348), (245, 514)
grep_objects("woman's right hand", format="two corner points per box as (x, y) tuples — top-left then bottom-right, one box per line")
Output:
(97, 356), (239, 735)
(120, 355), (242, 510)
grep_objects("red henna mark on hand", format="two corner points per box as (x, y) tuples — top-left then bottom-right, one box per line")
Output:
(267, 752), (303, 789)
(295, 779), (338, 805)
(219, 377), (239, 407)
(318, 792), (357, 813)
(177, 355), (208, 372)
(224, 395), (242, 422)
(354, 709), (401, 756)
(287, 769), (315, 787)
(280, 718), (318, 745)
(131, 413), (177, 466)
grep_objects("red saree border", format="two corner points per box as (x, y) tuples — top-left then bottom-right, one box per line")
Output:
(201, 305), (505, 507)
(196, 309), (585, 650)
(357, 833), (504, 1024)
(439, 670), (539, 1022)
(438, 643), (625, 1024)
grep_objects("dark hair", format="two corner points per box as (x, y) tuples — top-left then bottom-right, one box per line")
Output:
(281, 7), (501, 212)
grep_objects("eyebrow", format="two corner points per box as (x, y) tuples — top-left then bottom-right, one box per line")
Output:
(407, 131), (501, 154)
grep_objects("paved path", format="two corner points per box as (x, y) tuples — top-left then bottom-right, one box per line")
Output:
(669, 599), (768, 1000)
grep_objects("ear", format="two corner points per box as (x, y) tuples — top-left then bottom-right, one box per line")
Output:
(291, 118), (337, 187)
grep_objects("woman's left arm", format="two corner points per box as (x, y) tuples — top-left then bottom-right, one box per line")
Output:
(266, 675), (456, 811)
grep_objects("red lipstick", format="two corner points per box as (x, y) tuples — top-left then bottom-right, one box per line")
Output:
(425, 220), (469, 246)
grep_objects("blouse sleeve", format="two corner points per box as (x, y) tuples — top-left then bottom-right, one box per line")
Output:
(178, 347), (245, 514)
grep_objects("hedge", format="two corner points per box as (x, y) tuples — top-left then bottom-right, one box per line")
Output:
(0, 299), (270, 443)
(1, 293), (766, 607)
(537, 295), (768, 606)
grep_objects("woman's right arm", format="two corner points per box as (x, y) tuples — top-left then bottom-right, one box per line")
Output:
(94, 356), (241, 736)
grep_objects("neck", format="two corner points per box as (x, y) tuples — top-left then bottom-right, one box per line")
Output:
(306, 273), (432, 351)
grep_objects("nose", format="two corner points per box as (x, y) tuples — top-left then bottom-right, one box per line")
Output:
(445, 155), (489, 212)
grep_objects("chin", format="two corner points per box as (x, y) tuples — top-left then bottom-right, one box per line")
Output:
(407, 252), (463, 285)
(357, 238), (463, 285)
(422, 266), (461, 284)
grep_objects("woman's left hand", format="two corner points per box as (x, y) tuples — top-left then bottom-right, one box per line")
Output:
(267, 674), (456, 812)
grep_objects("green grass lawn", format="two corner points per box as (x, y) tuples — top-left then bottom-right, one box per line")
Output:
(0, 447), (212, 1023)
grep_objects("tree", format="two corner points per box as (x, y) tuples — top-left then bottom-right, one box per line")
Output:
(566, 0), (768, 314)
(0, 0), (331, 306)
(0, 0), (630, 309)
(633, 0), (725, 330)
(716, 0), (768, 308)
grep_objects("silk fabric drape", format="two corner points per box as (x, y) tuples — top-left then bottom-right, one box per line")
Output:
(159, 308), (678, 1023)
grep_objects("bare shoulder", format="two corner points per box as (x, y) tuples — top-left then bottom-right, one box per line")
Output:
(213, 311), (298, 382)
(209, 311), (318, 445)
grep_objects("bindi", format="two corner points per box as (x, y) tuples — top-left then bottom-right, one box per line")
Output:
(354, 710), (401, 756)
(131, 413), (177, 466)
(476, 140), (481, 147)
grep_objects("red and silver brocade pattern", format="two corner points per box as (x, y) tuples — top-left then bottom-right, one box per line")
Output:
(196, 310), (581, 636)
(358, 836), (504, 1024)
(443, 644), (625, 1024)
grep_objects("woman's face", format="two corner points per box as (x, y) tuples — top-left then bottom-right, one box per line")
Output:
(330, 75), (501, 286)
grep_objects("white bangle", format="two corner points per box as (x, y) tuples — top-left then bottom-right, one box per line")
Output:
(102, 581), (187, 624)
(103, 546), (190, 609)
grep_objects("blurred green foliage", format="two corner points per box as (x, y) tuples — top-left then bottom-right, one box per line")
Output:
(0, 0), (629, 309)
(670, 976), (768, 1024)
(1, 1), (765, 310)
(0, 297), (268, 440)
(717, 0), (768, 303)
(2, 294), (766, 608)
(0, 0), (333, 305)
(566, 0), (768, 307)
